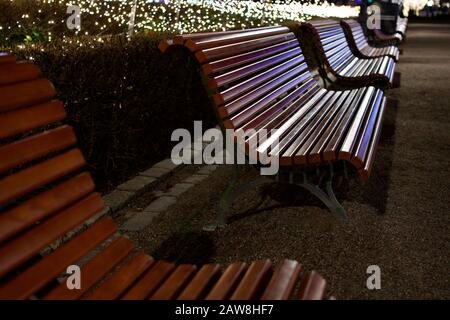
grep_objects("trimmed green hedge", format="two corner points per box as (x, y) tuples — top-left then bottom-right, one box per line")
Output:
(13, 34), (216, 191)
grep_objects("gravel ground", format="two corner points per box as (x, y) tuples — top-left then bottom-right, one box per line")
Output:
(123, 23), (450, 299)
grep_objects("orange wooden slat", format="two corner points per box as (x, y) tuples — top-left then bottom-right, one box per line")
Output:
(185, 26), (290, 52)
(172, 26), (278, 46)
(230, 260), (272, 300)
(0, 54), (16, 64)
(0, 125), (77, 173)
(157, 39), (173, 53)
(298, 271), (326, 300)
(261, 259), (301, 300)
(44, 236), (134, 300)
(121, 261), (175, 300)
(0, 149), (86, 206)
(0, 100), (66, 139)
(150, 265), (197, 300)
(0, 100), (66, 138)
(177, 264), (221, 300)
(0, 79), (56, 112)
(195, 33), (295, 64)
(206, 262), (247, 300)
(0, 218), (116, 300)
(0, 192), (104, 278)
(0, 61), (41, 86)
(85, 252), (153, 300)
(0, 172), (95, 244)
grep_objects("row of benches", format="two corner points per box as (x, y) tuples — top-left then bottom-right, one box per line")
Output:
(372, 16), (408, 46)
(0, 17), (406, 300)
(0, 53), (328, 300)
(159, 18), (404, 222)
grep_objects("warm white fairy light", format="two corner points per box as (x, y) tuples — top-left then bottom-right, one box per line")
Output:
(1, 0), (358, 51)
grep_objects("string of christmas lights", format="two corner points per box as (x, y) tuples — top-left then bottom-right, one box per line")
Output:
(0, 0), (358, 51)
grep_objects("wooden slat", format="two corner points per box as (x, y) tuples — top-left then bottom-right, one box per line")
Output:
(0, 53), (16, 64)
(0, 125), (77, 173)
(173, 26), (277, 45)
(0, 62), (41, 86)
(261, 260), (301, 300)
(150, 265), (198, 300)
(338, 87), (376, 161)
(85, 252), (153, 300)
(358, 96), (387, 181)
(0, 149), (86, 206)
(230, 260), (272, 300)
(0, 100), (66, 139)
(0, 79), (56, 112)
(351, 89), (383, 168)
(157, 39), (173, 54)
(206, 262), (247, 300)
(322, 87), (368, 161)
(122, 261), (175, 300)
(202, 39), (299, 75)
(44, 236), (134, 300)
(177, 264), (221, 300)
(0, 172), (95, 244)
(0, 218), (116, 300)
(195, 33), (295, 63)
(298, 271), (326, 300)
(211, 47), (302, 89)
(185, 26), (289, 52)
(0, 192), (104, 278)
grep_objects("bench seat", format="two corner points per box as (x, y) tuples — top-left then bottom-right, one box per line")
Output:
(160, 26), (387, 181)
(341, 20), (400, 62)
(396, 16), (408, 39)
(300, 20), (397, 89)
(0, 55), (328, 300)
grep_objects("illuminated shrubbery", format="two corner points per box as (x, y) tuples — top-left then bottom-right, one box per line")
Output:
(0, 1), (358, 190)
(1, 0), (358, 46)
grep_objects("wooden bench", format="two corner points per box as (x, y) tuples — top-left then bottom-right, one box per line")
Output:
(371, 16), (407, 46)
(0, 54), (329, 300)
(395, 16), (408, 40)
(340, 19), (400, 62)
(159, 26), (390, 222)
(299, 20), (398, 89)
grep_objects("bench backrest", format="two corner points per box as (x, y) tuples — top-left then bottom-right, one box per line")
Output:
(341, 19), (371, 54)
(300, 20), (354, 75)
(159, 26), (322, 136)
(0, 55), (114, 298)
(0, 54), (329, 300)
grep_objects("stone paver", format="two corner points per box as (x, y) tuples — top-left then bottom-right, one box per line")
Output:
(117, 176), (156, 192)
(143, 195), (177, 212)
(103, 190), (135, 212)
(197, 165), (219, 175)
(120, 211), (160, 231)
(153, 159), (179, 171)
(167, 182), (195, 197)
(140, 167), (170, 178)
(183, 174), (209, 184)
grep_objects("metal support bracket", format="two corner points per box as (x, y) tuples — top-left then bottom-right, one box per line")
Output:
(204, 162), (348, 231)
(291, 164), (348, 219)
(203, 165), (269, 232)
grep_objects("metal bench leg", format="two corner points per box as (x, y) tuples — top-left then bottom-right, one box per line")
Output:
(203, 165), (269, 232)
(294, 171), (348, 220)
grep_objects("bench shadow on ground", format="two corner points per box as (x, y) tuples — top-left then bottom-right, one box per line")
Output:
(227, 101), (399, 221)
(150, 231), (217, 265)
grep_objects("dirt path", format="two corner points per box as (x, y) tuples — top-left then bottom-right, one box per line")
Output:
(122, 23), (450, 299)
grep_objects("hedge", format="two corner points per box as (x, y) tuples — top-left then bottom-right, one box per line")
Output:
(11, 34), (216, 192)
